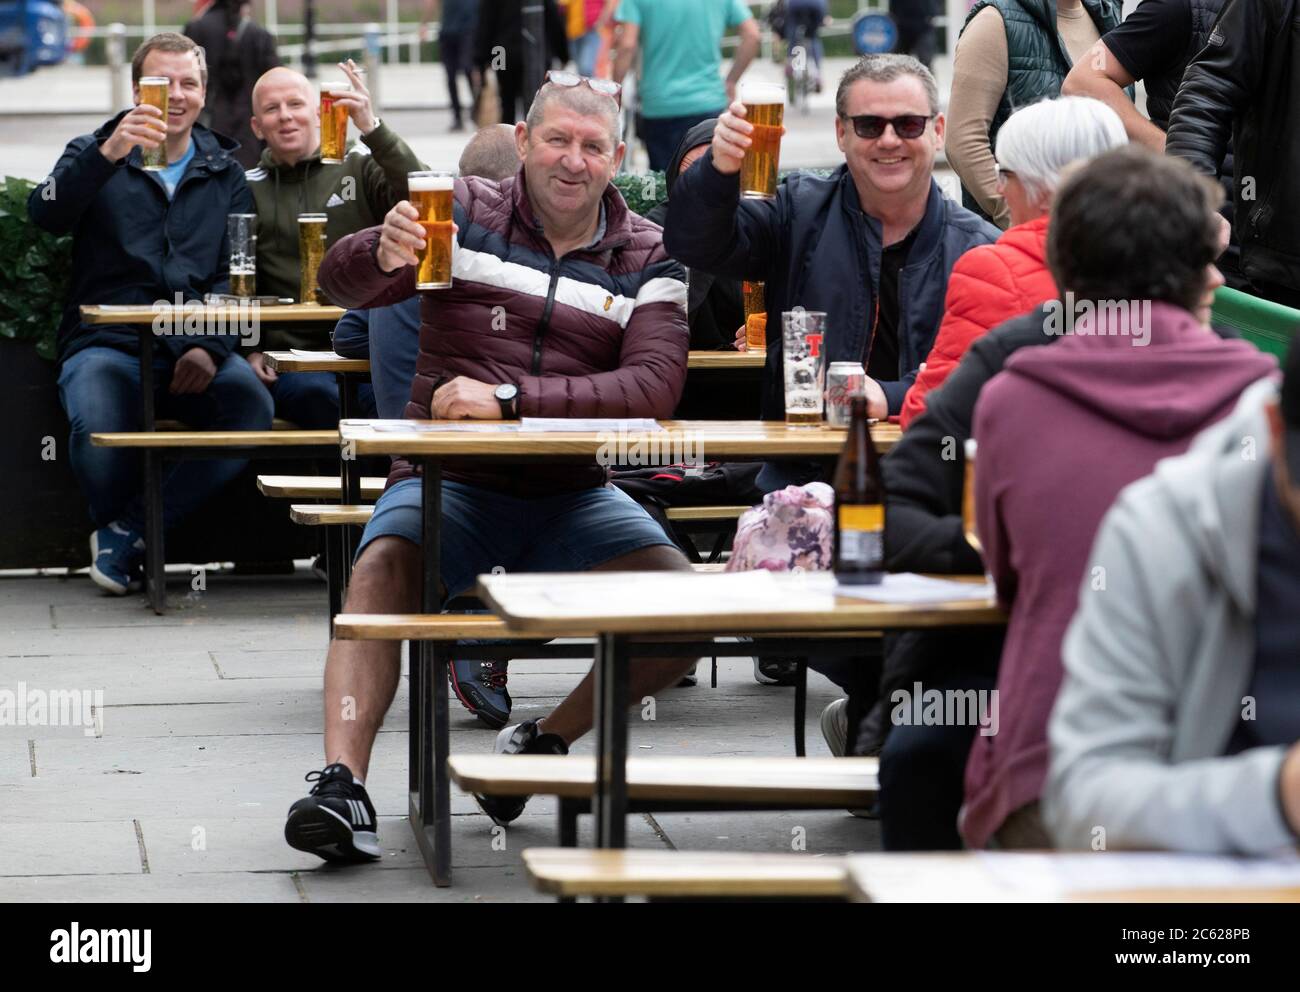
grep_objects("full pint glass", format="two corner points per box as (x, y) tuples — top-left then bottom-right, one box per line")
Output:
(298, 213), (327, 304)
(227, 213), (257, 298)
(320, 82), (350, 164)
(743, 280), (767, 350)
(962, 439), (982, 555)
(409, 171), (455, 290)
(739, 80), (785, 200)
(138, 76), (169, 171)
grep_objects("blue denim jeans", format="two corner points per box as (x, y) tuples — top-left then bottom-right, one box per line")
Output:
(572, 29), (603, 78)
(640, 110), (723, 172)
(57, 346), (274, 534)
(266, 370), (376, 429)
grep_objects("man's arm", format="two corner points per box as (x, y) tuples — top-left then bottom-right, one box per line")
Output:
(332, 307), (372, 358)
(359, 122), (427, 217)
(944, 8), (1012, 228)
(27, 134), (124, 235)
(1166, 0), (1278, 175)
(1045, 486), (1297, 854)
(515, 256), (690, 418)
(971, 376), (1017, 604)
(724, 17), (762, 103)
(1062, 41), (1163, 149)
(318, 224), (418, 311)
(610, 22), (638, 85)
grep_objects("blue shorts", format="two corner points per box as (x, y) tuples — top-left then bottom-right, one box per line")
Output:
(355, 478), (677, 600)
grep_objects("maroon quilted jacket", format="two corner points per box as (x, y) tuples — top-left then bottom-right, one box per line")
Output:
(318, 170), (689, 496)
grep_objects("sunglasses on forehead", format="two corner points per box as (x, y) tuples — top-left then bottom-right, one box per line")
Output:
(544, 70), (623, 108)
(841, 113), (935, 140)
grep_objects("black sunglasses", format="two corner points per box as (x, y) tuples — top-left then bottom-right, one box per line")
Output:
(842, 113), (935, 140)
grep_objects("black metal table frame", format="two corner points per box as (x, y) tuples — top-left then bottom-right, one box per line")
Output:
(136, 328), (366, 615)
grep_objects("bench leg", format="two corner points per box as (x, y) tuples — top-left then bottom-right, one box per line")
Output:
(794, 658), (807, 757)
(593, 632), (629, 851)
(431, 640), (452, 887)
(144, 450), (166, 615)
(558, 797), (580, 848)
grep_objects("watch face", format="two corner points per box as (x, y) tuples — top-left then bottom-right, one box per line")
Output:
(495, 384), (518, 401)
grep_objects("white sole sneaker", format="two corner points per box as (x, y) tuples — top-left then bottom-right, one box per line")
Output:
(88, 532), (129, 595)
(820, 698), (848, 757)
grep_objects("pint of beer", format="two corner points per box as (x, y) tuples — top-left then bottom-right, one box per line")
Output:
(298, 213), (327, 304)
(409, 171), (455, 290)
(227, 214), (258, 298)
(320, 82), (350, 164)
(138, 76), (169, 171)
(962, 438), (982, 555)
(743, 280), (767, 350)
(739, 80), (785, 200)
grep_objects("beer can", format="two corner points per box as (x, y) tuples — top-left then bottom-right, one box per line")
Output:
(826, 362), (866, 427)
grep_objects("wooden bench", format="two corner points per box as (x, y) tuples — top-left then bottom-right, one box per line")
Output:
(258, 474), (387, 500)
(451, 754), (877, 876)
(522, 848), (849, 901)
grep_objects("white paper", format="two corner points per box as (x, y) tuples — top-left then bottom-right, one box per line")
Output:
(289, 349), (350, 359)
(368, 422), (519, 433)
(835, 573), (994, 604)
(519, 418), (663, 432)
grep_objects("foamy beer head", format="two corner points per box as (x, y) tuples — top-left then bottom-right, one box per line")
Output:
(138, 76), (170, 171)
(319, 81), (350, 164)
(739, 81), (785, 200)
(408, 171), (455, 290)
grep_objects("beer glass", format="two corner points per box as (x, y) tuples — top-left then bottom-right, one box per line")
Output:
(781, 310), (827, 426)
(227, 213), (257, 298)
(138, 76), (169, 171)
(297, 213), (327, 304)
(408, 171), (455, 290)
(743, 280), (767, 350)
(320, 81), (350, 164)
(962, 438), (982, 555)
(738, 80), (785, 200)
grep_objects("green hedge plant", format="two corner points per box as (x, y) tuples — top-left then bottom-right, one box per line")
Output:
(0, 176), (70, 361)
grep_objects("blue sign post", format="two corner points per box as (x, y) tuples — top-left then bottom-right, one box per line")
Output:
(853, 12), (899, 55)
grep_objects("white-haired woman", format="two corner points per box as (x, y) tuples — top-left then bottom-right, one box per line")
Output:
(899, 95), (1127, 427)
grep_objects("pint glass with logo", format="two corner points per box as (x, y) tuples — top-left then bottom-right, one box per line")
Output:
(409, 171), (455, 290)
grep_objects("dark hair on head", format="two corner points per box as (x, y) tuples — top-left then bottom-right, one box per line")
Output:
(835, 53), (939, 118)
(131, 32), (208, 87)
(1047, 145), (1223, 312)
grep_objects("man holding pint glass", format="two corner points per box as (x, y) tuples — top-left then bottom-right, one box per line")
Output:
(27, 32), (271, 597)
(284, 78), (702, 861)
(241, 62), (422, 427)
(666, 55), (999, 469)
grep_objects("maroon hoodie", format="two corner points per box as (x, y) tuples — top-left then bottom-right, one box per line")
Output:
(962, 300), (1277, 848)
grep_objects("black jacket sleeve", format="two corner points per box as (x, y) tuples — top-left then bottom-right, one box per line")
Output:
(332, 308), (371, 358)
(1165, 0), (1282, 175)
(27, 133), (120, 235)
(663, 149), (787, 283)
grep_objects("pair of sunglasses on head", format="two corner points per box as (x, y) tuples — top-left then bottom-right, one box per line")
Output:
(544, 70), (622, 107)
(841, 113), (935, 140)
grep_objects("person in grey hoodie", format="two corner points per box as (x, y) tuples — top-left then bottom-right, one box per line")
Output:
(962, 145), (1278, 849)
(1045, 349), (1300, 855)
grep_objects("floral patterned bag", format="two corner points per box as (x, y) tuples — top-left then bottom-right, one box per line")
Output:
(725, 482), (835, 573)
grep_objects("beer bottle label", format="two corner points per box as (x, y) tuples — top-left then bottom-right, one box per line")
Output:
(838, 504), (884, 565)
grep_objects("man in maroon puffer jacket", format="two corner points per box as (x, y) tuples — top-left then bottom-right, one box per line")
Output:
(284, 80), (695, 863)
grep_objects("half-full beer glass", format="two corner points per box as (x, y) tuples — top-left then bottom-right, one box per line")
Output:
(739, 80), (785, 200)
(743, 280), (767, 350)
(298, 213), (327, 304)
(782, 310), (827, 425)
(228, 214), (258, 298)
(409, 171), (455, 290)
(138, 76), (169, 171)
(320, 82), (350, 164)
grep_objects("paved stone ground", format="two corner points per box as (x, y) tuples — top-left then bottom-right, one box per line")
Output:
(0, 566), (880, 903)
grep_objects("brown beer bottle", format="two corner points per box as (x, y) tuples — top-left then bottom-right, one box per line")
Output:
(832, 395), (885, 584)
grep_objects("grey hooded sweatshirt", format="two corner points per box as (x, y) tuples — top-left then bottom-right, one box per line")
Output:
(1045, 379), (1298, 855)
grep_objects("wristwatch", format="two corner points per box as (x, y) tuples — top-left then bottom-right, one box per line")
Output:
(494, 383), (519, 419)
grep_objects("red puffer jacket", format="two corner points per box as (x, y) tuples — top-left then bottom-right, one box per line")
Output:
(319, 171), (689, 496)
(899, 215), (1054, 429)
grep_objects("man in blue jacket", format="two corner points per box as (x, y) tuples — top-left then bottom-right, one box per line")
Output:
(666, 54), (998, 460)
(28, 32), (272, 596)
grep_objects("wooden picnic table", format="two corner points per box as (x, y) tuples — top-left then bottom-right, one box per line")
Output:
(263, 349), (767, 374)
(336, 417), (907, 885)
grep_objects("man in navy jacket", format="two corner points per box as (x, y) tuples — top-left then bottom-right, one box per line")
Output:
(666, 54), (997, 456)
(28, 33), (272, 596)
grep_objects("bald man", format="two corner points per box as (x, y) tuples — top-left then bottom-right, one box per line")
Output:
(457, 123), (521, 182)
(242, 60), (425, 427)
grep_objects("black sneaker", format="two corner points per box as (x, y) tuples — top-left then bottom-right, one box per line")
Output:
(285, 762), (382, 863)
(753, 657), (802, 686)
(473, 719), (568, 826)
(449, 658), (512, 729)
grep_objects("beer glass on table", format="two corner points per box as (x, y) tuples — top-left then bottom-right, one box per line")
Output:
(781, 310), (827, 426)
(227, 214), (257, 299)
(962, 438), (983, 555)
(743, 281), (767, 350)
(320, 81), (350, 164)
(138, 76), (169, 171)
(297, 213), (327, 304)
(409, 171), (455, 290)
(739, 80), (785, 200)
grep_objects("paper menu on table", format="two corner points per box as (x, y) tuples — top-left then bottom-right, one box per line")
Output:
(519, 418), (663, 432)
(834, 573), (994, 604)
(343, 419), (520, 433)
(289, 349), (349, 359)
